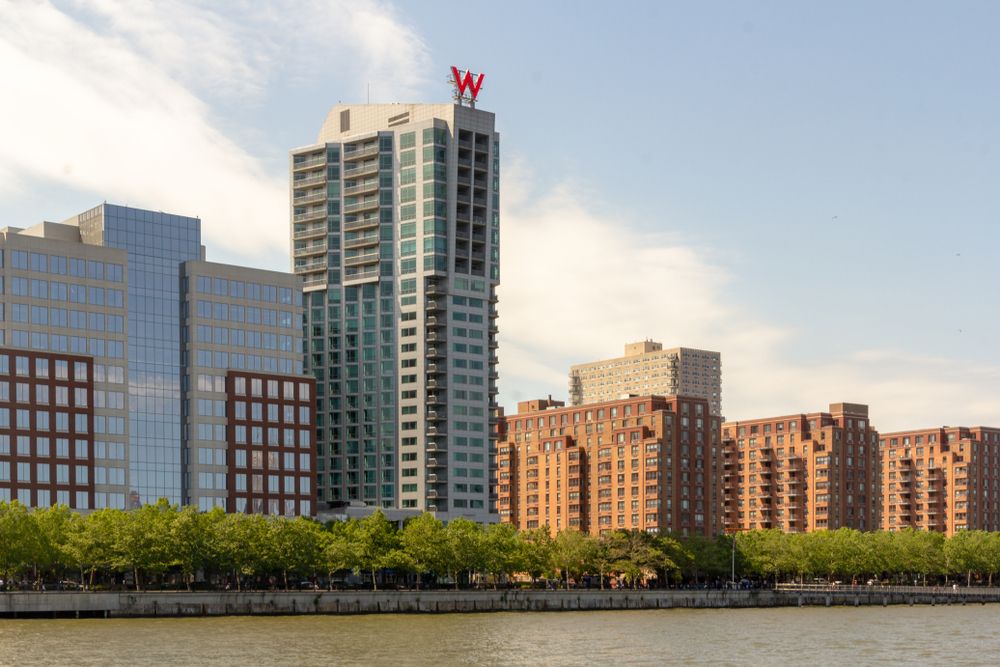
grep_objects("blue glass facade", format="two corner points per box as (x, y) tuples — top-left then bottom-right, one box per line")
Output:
(98, 205), (202, 505)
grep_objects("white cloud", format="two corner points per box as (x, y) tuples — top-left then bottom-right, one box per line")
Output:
(0, 0), (430, 264)
(497, 160), (1000, 431)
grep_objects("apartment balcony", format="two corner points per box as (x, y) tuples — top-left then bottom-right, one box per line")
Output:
(293, 209), (326, 224)
(426, 489), (440, 499)
(426, 363), (445, 375)
(293, 173), (327, 188)
(425, 347), (445, 360)
(296, 238), (328, 253)
(425, 299), (445, 312)
(343, 268), (378, 283)
(343, 216), (379, 233)
(344, 251), (379, 267)
(343, 235), (379, 250)
(426, 378), (446, 391)
(425, 440), (445, 453)
(425, 316), (441, 327)
(302, 276), (327, 290)
(426, 425), (447, 437)
(343, 143), (379, 161)
(343, 198), (380, 215)
(294, 191), (328, 206)
(426, 410), (446, 422)
(295, 257), (327, 273)
(343, 161), (379, 179)
(292, 223), (327, 240)
(425, 331), (445, 344)
(292, 155), (326, 171)
(425, 282), (446, 296)
(343, 179), (380, 197)
(426, 457), (445, 468)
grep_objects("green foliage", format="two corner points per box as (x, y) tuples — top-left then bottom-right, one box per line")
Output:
(6, 498), (1000, 590)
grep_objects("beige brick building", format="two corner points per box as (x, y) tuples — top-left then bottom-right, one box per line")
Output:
(569, 341), (721, 415)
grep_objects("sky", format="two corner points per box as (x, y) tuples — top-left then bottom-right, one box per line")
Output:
(1, 0), (999, 431)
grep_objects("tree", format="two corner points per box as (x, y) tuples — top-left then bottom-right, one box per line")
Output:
(517, 527), (555, 584)
(270, 517), (324, 589)
(355, 511), (401, 590)
(0, 501), (41, 585)
(553, 529), (594, 590)
(444, 518), (485, 589)
(401, 513), (446, 587)
(482, 522), (523, 588)
(321, 520), (362, 588)
(115, 499), (180, 590)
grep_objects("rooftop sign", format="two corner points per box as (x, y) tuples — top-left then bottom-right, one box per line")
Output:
(450, 66), (484, 107)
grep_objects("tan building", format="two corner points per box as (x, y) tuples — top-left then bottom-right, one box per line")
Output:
(181, 261), (315, 516)
(496, 395), (721, 537)
(0, 222), (130, 510)
(721, 403), (879, 533)
(569, 342), (721, 415)
(879, 426), (1000, 535)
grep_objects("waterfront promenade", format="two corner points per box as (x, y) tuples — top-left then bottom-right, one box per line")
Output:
(2, 586), (1000, 618)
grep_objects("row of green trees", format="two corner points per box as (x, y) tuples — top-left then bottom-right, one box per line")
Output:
(3, 500), (1000, 591)
(736, 528), (1000, 586)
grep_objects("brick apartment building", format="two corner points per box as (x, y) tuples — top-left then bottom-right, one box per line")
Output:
(721, 403), (879, 533)
(496, 395), (722, 537)
(880, 426), (1000, 535)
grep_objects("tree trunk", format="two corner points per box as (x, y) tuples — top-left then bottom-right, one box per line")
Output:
(134, 567), (141, 592)
(371, 568), (378, 591)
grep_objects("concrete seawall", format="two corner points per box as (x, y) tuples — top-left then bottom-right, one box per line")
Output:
(2, 588), (1000, 618)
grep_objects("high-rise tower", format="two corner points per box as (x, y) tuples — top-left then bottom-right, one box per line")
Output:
(291, 101), (499, 521)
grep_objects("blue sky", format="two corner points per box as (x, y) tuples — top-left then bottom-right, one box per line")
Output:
(1, 1), (998, 429)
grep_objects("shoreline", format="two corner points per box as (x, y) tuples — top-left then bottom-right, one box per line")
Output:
(2, 588), (999, 618)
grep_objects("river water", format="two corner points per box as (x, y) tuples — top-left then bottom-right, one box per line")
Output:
(1, 606), (998, 665)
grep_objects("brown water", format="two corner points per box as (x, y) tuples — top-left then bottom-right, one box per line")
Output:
(1, 606), (999, 666)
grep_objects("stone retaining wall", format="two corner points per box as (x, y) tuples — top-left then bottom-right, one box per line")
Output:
(1, 589), (997, 618)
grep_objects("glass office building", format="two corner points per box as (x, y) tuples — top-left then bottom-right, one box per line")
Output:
(74, 204), (201, 506)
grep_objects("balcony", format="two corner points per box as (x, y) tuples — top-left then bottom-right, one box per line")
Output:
(292, 155), (326, 170)
(343, 268), (378, 283)
(343, 143), (379, 161)
(302, 276), (327, 290)
(294, 191), (328, 206)
(426, 393), (443, 405)
(293, 173), (327, 188)
(344, 251), (379, 267)
(293, 209), (326, 224)
(295, 258), (327, 272)
(343, 198), (380, 215)
(343, 161), (379, 179)
(426, 378), (446, 390)
(425, 331), (445, 344)
(343, 235), (379, 250)
(426, 457), (445, 468)
(343, 180), (380, 197)
(426, 425), (447, 437)
(293, 223), (327, 240)
(343, 216), (379, 232)
(425, 299), (445, 312)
